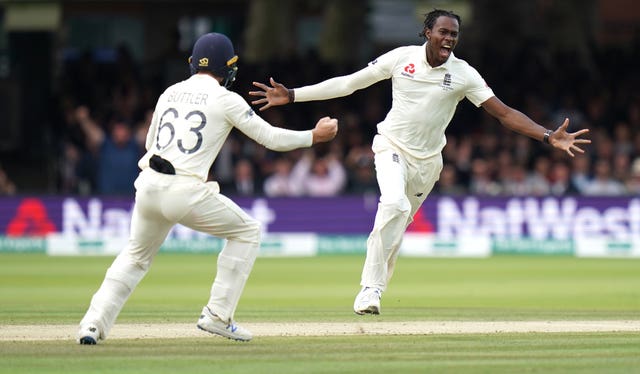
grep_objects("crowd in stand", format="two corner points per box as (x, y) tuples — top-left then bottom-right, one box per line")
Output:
(49, 36), (640, 198)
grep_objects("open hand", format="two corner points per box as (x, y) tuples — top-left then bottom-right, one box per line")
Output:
(549, 118), (591, 157)
(249, 77), (291, 111)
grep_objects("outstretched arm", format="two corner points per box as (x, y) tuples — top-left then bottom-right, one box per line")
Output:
(234, 111), (338, 151)
(249, 65), (387, 111)
(221, 90), (338, 151)
(481, 96), (591, 157)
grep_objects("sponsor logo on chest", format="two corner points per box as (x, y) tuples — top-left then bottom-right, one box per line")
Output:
(400, 62), (455, 91)
(401, 63), (416, 78)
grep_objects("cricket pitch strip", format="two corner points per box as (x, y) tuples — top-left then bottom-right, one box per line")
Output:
(2, 320), (640, 341)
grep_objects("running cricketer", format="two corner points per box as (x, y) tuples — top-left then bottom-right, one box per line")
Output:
(249, 9), (591, 315)
(77, 32), (338, 344)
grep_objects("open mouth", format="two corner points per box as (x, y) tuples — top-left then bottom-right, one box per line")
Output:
(440, 45), (452, 57)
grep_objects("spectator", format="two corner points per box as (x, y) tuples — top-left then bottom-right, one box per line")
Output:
(58, 141), (83, 194)
(570, 155), (592, 194)
(612, 121), (633, 156)
(225, 158), (261, 196)
(75, 106), (143, 196)
(343, 122), (377, 195)
(450, 136), (473, 185)
(263, 157), (296, 197)
(612, 152), (631, 184)
(469, 158), (501, 196)
(56, 97), (98, 194)
(512, 134), (535, 166)
(526, 156), (551, 196)
(582, 158), (626, 196)
(347, 155), (378, 195)
(434, 163), (465, 195)
(290, 150), (347, 196)
(592, 129), (615, 162)
(625, 158), (640, 195)
(548, 161), (580, 195)
(501, 162), (531, 196)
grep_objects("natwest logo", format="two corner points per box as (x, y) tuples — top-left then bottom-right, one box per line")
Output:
(62, 198), (133, 238)
(59, 197), (276, 239)
(436, 196), (640, 240)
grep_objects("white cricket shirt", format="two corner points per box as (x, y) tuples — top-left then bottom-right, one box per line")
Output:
(295, 42), (494, 159)
(139, 74), (313, 181)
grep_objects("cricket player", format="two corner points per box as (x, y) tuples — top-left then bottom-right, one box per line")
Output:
(249, 9), (591, 315)
(77, 32), (338, 344)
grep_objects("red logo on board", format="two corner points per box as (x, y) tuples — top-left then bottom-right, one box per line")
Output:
(406, 209), (433, 232)
(6, 198), (57, 237)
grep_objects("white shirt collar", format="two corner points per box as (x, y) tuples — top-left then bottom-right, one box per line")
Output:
(422, 42), (455, 69)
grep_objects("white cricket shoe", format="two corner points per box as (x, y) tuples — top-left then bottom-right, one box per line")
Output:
(353, 287), (382, 315)
(77, 324), (101, 345)
(197, 306), (252, 342)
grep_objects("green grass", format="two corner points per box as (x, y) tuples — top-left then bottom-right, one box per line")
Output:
(2, 334), (640, 374)
(1, 254), (639, 373)
(1, 254), (638, 323)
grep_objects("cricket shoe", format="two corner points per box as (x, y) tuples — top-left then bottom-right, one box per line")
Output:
(197, 306), (252, 342)
(77, 324), (101, 345)
(353, 287), (382, 315)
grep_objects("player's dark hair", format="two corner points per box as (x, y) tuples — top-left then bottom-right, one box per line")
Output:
(419, 9), (462, 38)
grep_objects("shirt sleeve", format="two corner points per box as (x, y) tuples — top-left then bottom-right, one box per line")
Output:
(464, 65), (495, 107)
(294, 52), (393, 102)
(225, 92), (313, 151)
(144, 104), (160, 151)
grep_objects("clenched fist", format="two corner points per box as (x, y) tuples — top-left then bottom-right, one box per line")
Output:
(312, 117), (338, 143)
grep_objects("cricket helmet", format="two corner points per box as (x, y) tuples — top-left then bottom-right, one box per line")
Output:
(189, 32), (238, 88)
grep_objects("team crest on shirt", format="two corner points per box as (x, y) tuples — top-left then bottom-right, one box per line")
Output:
(401, 63), (415, 78)
(246, 108), (254, 118)
(441, 73), (454, 91)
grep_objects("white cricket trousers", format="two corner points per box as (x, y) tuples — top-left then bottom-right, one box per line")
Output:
(360, 135), (443, 291)
(79, 169), (260, 339)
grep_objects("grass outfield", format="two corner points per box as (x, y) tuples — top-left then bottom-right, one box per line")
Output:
(2, 334), (640, 374)
(1, 254), (639, 373)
